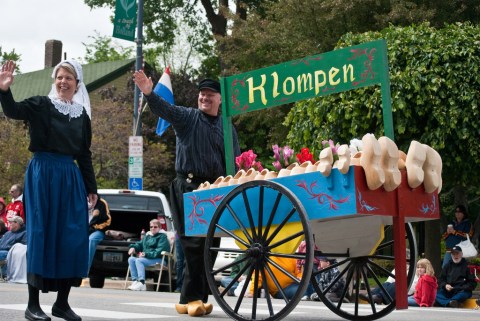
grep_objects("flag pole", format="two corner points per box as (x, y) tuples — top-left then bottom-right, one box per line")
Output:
(133, 0), (144, 136)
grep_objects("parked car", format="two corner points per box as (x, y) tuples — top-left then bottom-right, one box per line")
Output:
(213, 237), (240, 283)
(88, 189), (174, 288)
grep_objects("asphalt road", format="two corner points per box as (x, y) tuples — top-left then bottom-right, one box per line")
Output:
(0, 281), (478, 321)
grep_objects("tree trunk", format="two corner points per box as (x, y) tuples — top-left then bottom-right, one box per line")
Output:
(424, 219), (441, 276)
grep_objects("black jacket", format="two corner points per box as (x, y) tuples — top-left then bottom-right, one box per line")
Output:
(438, 258), (476, 293)
(89, 198), (111, 234)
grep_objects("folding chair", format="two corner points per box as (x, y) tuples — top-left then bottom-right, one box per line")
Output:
(124, 231), (175, 292)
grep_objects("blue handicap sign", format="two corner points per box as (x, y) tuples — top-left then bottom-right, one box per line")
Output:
(128, 177), (143, 190)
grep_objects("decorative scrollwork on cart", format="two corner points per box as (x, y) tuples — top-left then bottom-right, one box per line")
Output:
(296, 180), (350, 209)
(187, 194), (224, 230)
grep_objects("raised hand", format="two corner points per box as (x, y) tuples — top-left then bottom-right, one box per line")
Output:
(133, 70), (154, 95)
(0, 60), (16, 91)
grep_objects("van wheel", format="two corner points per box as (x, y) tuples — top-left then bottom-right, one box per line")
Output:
(89, 275), (105, 288)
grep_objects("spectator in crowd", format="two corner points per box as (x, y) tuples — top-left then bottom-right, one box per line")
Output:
(0, 216), (27, 277)
(133, 71), (240, 316)
(0, 220), (7, 239)
(220, 253), (248, 296)
(5, 184), (25, 230)
(87, 196), (111, 272)
(174, 232), (185, 293)
(248, 256), (303, 300)
(407, 258), (437, 307)
(0, 197), (7, 224)
(435, 245), (476, 308)
(127, 219), (170, 291)
(310, 257), (348, 303)
(359, 249), (418, 305)
(441, 205), (473, 267)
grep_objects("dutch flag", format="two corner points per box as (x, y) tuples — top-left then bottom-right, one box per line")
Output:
(154, 66), (174, 136)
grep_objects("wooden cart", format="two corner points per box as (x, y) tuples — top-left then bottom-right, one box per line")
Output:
(183, 40), (440, 320)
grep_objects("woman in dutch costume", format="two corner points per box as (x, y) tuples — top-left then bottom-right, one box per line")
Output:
(0, 60), (97, 321)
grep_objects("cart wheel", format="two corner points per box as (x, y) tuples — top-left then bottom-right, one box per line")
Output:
(311, 223), (417, 321)
(205, 180), (314, 321)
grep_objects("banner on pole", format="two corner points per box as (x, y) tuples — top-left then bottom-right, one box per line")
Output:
(113, 0), (137, 42)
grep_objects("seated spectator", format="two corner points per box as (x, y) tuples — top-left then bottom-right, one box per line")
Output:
(296, 240), (321, 301)
(6, 243), (27, 283)
(359, 249), (417, 305)
(127, 219), (170, 291)
(310, 257), (348, 303)
(0, 197), (7, 227)
(0, 216), (27, 277)
(0, 219), (7, 239)
(248, 256), (303, 300)
(220, 253), (248, 296)
(407, 258), (437, 307)
(87, 196), (111, 272)
(435, 245), (476, 307)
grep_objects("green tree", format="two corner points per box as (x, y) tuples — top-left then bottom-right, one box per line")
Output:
(0, 46), (21, 72)
(83, 31), (134, 63)
(284, 22), (480, 271)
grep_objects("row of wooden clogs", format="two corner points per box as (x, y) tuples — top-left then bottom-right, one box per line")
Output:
(195, 134), (442, 193)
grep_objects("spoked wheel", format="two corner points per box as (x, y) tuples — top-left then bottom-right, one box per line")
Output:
(205, 180), (314, 321)
(311, 223), (417, 321)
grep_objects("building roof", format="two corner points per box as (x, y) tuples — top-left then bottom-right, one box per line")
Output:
(5, 58), (136, 103)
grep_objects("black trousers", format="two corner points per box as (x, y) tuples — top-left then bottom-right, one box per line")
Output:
(170, 176), (219, 304)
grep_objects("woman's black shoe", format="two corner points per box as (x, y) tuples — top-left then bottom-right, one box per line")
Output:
(25, 307), (51, 321)
(51, 304), (81, 321)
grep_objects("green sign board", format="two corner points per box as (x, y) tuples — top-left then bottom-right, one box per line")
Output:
(113, 0), (137, 42)
(221, 40), (393, 175)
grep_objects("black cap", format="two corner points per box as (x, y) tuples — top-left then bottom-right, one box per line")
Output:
(451, 245), (462, 253)
(198, 78), (220, 93)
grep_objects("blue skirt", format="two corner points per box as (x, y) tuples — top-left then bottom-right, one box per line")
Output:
(24, 152), (88, 291)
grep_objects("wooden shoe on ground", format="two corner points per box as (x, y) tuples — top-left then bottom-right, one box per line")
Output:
(187, 300), (206, 317)
(175, 303), (188, 314)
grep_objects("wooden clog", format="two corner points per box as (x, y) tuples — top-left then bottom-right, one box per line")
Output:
(378, 136), (401, 191)
(360, 134), (385, 190)
(238, 168), (257, 184)
(318, 147), (333, 176)
(187, 300), (206, 317)
(405, 140), (426, 189)
(333, 144), (351, 174)
(290, 161), (312, 175)
(422, 144), (442, 193)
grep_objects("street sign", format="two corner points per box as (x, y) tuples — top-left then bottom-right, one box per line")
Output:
(128, 136), (143, 190)
(113, 0), (137, 42)
(128, 177), (143, 190)
(129, 136), (143, 157)
(128, 157), (143, 177)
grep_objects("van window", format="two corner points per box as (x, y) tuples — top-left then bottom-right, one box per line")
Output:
(102, 194), (165, 214)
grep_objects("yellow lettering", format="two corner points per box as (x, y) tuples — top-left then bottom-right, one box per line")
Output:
(343, 64), (355, 83)
(329, 67), (340, 86)
(283, 77), (295, 95)
(314, 70), (326, 95)
(297, 73), (312, 93)
(247, 75), (267, 105)
(271, 72), (280, 98)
